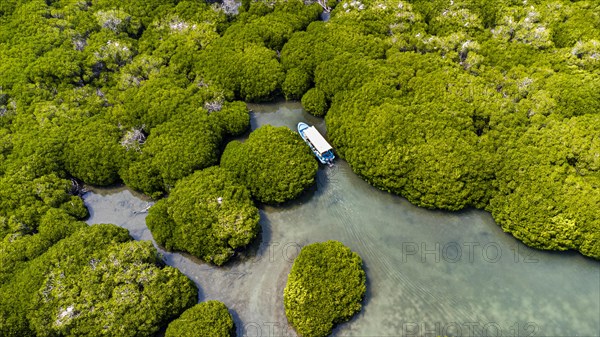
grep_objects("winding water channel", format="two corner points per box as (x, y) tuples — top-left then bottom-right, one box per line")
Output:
(84, 101), (600, 337)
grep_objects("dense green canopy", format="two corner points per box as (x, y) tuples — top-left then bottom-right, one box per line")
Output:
(120, 108), (224, 198)
(488, 115), (600, 257)
(0, 224), (197, 336)
(301, 87), (328, 117)
(146, 166), (260, 265)
(64, 119), (125, 186)
(279, 0), (600, 258)
(284, 241), (366, 337)
(221, 125), (319, 204)
(193, 1), (321, 101)
(165, 300), (235, 337)
(0, 0), (320, 198)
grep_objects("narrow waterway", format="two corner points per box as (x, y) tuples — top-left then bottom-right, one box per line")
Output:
(84, 101), (600, 337)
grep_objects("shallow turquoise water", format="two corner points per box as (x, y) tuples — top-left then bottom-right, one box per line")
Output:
(84, 101), (599, 337)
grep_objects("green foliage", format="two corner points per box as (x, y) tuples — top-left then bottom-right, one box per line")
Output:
(565, 39), (600, 72)
(301, 88), (328, 117)
(284, 241), (366, 337)
(280, 21), (386, 77)
(209, 101), (251, 137)
(0, 224), (197, 336)
(479, 39), (547, 71)
(83, 31), (138, 86)
(0, 165), (76, 233)
(28, 240), (197, 336)
(36, 209), (87, 245)
(221, 125), (318, 204)
(114, 76), (210, 130)
(283, 67), (312, 100)
(136, 4), (223, 77)
(93, 0), (178, 27)
(229, 1), (321, 50)
(325, 54), (497, 210)
(0, 209), (86, 285)
(277, 1), (600, 257)
(25, 46), (84, 87)
(120, 109), (223, 197)
(146, 166), (260, 265)
(488, 115), (600, 258)
(543, 72), (600, 118)
(192, 0), (320, 102)
(64, 119), (125, 186)
(144, 199), (175, 252)
(0, 0), (18, 17)
(237, 45), (285, 101)
(141, 110), (220, 186)
(314, 53), (385, 100)
(0, 225), (132, 336)
(549, 2), (600, 48)
(8, 125), (66, 177)
(60, 195), (90, 220)
(166, 300), (235, 337)
(196, 42), (285, 102)
(119, 160), (165, 199)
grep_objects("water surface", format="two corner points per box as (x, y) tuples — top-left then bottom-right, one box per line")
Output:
(85, 101), (600, 337)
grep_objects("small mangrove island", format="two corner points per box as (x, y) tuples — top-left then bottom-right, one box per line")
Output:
(165, 300), (235, 337)
(284, 241), (367, 337)
(146, 166), (260, 265)
(221, 124), (319, 204)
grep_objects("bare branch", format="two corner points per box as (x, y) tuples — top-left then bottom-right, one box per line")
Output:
(204, 99), (224, 113)
(305, 0), (331, 12)
(213, 0), (241, 15)
(120, 127), (146, 152)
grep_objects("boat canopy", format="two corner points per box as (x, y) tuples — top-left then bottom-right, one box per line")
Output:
(304, 126), (333, 154)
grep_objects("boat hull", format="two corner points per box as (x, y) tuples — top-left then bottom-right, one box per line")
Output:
(298, 122), (335, 165)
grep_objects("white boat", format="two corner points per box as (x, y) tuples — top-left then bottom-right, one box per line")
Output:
(297, 122), (335, 165)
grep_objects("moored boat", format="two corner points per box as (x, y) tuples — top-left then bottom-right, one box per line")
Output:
(297, 122), (335, 165)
